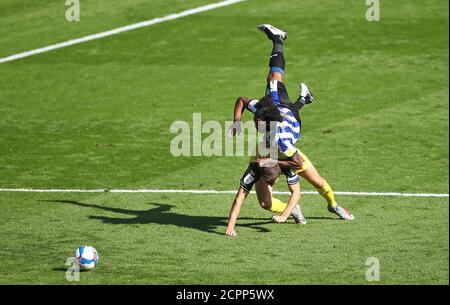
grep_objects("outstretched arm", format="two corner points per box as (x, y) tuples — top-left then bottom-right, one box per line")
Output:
(227, 97), (252, 137)
(233, 96), (251, 121)
(225, 187), (249, 236)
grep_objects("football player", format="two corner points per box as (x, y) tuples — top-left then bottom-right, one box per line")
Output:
(225, 25), (353, 236)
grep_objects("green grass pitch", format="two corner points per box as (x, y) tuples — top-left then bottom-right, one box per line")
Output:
(0, 0), (448, 284)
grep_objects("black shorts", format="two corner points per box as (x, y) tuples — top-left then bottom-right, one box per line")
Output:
(265, 80), (290, 104)
(239, 162), (261, 192)
(265, 81), (301, 122)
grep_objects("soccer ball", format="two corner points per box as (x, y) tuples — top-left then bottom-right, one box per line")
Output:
(75, 245), (99, 271)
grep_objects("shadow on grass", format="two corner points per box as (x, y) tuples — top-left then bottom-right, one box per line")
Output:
(52, 266), (92, 273)
(305, 216), (340, 221)
(43, 200), (273, 235)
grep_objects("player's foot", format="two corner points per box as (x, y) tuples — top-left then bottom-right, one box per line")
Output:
(298, 82), (316, 104)
(258, 24), (288, 42)
(291, 204), (307, 224)
(328, 205), (354, 220)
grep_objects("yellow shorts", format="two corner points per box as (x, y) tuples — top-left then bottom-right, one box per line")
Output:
(294, 150), (312, 173)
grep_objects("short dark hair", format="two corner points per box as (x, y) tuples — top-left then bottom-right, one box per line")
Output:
(258, 159), (281, 186)
(254, 95), (283, 123)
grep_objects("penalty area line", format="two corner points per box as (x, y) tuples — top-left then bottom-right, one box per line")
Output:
(0, 188), (448, 198)
(0, 0), (248, 64)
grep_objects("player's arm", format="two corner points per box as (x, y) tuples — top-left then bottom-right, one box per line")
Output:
(227, 97), (255, 137)
(233, 96), (252, 121)
(226, 162), (260, 236)
(225, 187), (249, 236)
(272, 182), (301, 223)
(276, 151), (304, 170)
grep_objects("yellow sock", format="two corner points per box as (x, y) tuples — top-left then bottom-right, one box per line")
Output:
(270, 197), (287, 213)
(317, 180), (338, 208)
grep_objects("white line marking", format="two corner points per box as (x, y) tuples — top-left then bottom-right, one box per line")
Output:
(0, 0), (248, 64)
(0, 188), (448, 197)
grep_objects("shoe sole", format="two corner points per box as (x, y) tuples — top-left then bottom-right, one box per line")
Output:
(257, 24), (288, 41)
(301, 83), (316, 102)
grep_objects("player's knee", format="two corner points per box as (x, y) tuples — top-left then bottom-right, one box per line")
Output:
(267, 72), (282, 82)
(302, 167), (325, 189)
(259, 200), (272, 210)
(312, 177), (325, 189)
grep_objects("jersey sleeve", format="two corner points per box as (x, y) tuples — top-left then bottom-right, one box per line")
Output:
(245, 99), (260, 114)
(282, 168), (300, 185)
(239, 162), (261, 192)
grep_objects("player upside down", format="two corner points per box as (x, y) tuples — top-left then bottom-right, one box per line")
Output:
(225, 24), (354, 236)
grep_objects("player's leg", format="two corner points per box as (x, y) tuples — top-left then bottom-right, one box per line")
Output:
(294, 82), (316, 111)
(255, 179), (276, 211)
(298, 162), (355, 220)
(258, 24), (315, 113)
(298, 163), (334, 205)
(258, 24), (287, 85)
(255, 178), (289, 213)
(255, 178), (306, 224)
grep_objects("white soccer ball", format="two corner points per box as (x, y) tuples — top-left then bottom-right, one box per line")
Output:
(75, 245), (99, 270)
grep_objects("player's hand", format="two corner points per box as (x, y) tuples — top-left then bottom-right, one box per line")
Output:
(272, 215), (288, 223)
(225, 227), (237, 236)
(227, 121), (242, 137)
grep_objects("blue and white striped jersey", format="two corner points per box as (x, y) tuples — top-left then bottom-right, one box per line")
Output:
(246, 80), (301, 158)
